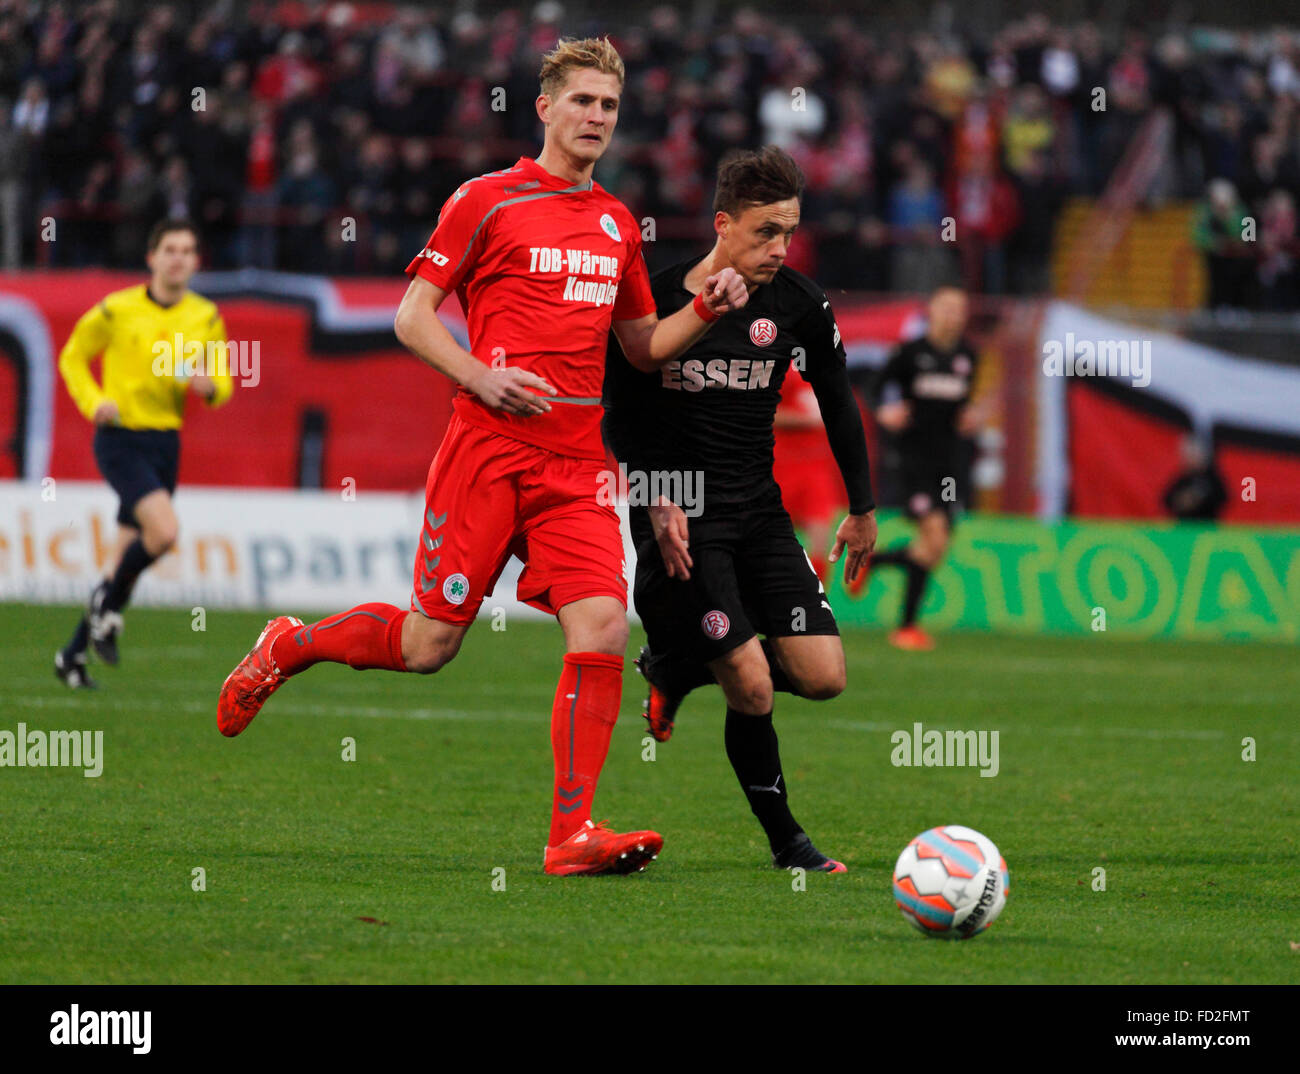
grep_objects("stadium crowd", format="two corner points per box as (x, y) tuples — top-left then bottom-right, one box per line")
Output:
(2, 0), (1299, 307)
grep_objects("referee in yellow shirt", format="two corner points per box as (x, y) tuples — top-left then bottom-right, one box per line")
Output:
(55, 219), (234, 687)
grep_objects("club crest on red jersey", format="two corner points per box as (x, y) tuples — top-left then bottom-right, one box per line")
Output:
(443, 573), (469, 605)
(749, 318), (777, 347)
(600, 213), (621, 242)
(701, 610), (730, 640)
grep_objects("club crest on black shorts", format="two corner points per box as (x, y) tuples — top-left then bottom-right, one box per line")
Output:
(701, 610), (730, 640)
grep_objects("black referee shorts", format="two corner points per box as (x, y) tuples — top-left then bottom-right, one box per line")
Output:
(93, 427), (180, 526)
(630, 491), (838, 668)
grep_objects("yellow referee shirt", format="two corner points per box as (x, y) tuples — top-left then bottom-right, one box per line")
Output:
(58, 284), (234, 430)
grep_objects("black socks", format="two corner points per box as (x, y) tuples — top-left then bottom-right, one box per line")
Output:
(901, 560), (929, 627)
(871, 547), (930, 628)
(61, 615), (92, 662)
(103, 538), (159, 613)
(724, 707), (801, 853)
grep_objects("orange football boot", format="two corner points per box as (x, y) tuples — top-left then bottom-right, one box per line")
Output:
(888, 625), (935, 651)
(844, 558), (870, 598)
(635, 645), (681, 742)
(543, 819), (664, 876)
(642, 681), (679, 743)
(217, 615), (303, 737)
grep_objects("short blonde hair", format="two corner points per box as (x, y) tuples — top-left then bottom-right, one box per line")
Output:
(539, 36), (625, 98)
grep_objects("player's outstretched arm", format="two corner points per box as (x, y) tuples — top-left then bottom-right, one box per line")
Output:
(395, 275), (556, 416)
(613, 267), (749, 372)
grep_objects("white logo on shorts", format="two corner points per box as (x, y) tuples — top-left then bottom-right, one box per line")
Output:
(701, 610), (730, 640)
(443, 573), (469, 605)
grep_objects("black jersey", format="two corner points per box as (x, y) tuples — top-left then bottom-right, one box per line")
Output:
(603, 255), (872, 513)
(870, 336), (978, 454)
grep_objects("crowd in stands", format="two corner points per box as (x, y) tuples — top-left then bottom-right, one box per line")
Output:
(2, 0), (1299, 308)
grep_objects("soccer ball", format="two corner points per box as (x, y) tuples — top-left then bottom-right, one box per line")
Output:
(892, 825), (1009, 939)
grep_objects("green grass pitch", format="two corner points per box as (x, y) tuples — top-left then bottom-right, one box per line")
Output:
(1, 602), (1296, 984)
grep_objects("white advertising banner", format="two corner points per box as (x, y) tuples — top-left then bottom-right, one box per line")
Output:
(0, 481), (636, 619)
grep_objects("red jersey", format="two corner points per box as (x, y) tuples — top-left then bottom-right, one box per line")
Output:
(405, 156), (657, 460)
(775, 366), (829, 457)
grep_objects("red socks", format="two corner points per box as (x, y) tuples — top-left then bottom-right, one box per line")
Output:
(548, 651), (623, 847)
(272, 603), (408, 675)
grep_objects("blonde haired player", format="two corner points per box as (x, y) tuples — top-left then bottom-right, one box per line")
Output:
(217, 37), (749, 876)
(55, 219), (232, 688)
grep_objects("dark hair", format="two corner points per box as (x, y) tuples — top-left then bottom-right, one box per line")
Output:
(147, 218), (200, 252)
(713, 145), (805, 216)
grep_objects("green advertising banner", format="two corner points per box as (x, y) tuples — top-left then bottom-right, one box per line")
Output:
(828, 513), (1300, 642)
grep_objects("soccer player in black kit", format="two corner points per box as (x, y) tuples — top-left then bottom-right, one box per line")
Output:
(603, 147), (877, 872)
(866, 287), (986, 650)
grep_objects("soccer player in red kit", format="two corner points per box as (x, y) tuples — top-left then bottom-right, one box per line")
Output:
(216, 37), (749, 875)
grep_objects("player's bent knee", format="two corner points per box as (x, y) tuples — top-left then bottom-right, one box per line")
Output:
(722, 676), (774, 715)
(799, 671), (846, 701)
(405, 636), (460, 674)
(401, 618), (464, 674)
(912, 543), (941, 570)
(591, 617), (630, 657)
(557, 597), (629, 656)
(145, 527), (178, 557)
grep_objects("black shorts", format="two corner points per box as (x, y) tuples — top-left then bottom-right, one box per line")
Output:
(899, 449), (966, 522)
(93, 427), (180, 526)
(630, 492), (838, 667)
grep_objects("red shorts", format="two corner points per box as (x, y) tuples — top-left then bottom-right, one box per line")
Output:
(410, 414), (627, 625)
(773, 453), (840, 525)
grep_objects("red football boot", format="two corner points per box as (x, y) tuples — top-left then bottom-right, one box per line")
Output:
(217, 616), (303, 737)
(543, 820), (664, 876)
(888, 625), (935, 651)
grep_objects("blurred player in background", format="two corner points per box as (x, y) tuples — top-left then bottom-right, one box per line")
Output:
(773, 365), (842, 582)
(55, 219), (232, 688)
(604, 146), (877, 872)
(216, 37), (749, 876)
(1163, 434), (1228, 520)
(867, 286), (986, 650)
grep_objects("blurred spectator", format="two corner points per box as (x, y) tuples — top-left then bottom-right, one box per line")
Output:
(276, 121), (336, 271)
(1193, 178), (1252, 308)
(949, 149), (1021, 293)
(111, 149), (165, 267)
(1002, 85), (1055, 175)
(13, 77), (48, 136)
(887, 153), (953, 292)
(1008, 149), (1066, 294)
(240, 98), (278, 268)
(0, 97), (29, 267)
(1162, 436), (1228, 520)
(1256, 188), (1299, 308)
